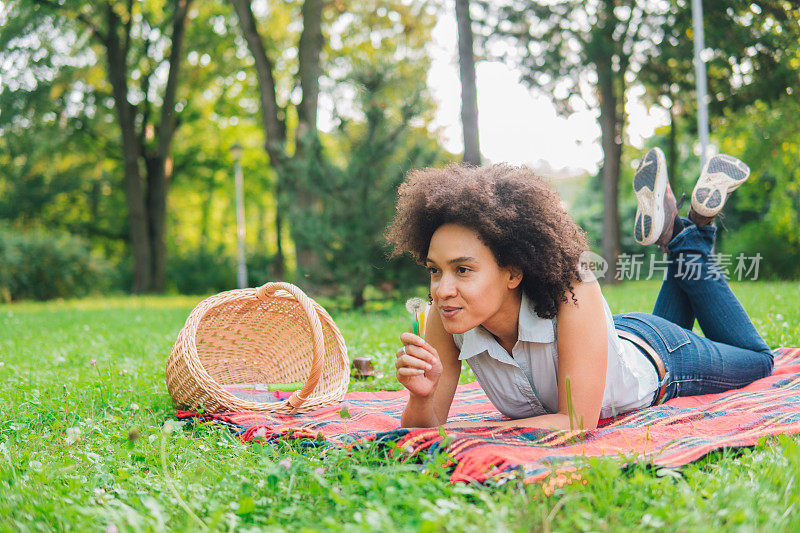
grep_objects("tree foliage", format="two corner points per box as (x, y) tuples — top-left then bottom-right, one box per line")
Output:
(473, 0), (669, 278)
(0, 0), (450, 299)
(287, 65), (446, 307)
(2, 0), (196, 292)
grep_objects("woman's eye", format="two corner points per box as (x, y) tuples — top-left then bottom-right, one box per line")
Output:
(427, 266), (439, 275)
(456, 266), (470, 274)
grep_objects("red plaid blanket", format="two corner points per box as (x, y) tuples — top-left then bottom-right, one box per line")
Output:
(177, 347), (800, 485)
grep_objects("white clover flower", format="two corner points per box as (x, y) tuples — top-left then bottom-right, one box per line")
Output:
(66, 426), (82, 444)
(28, 460), (43, 471)
(129, 403), (139, 412)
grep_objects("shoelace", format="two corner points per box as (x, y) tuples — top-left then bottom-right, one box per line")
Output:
(717, 211), (728, 232)
(677, 189), (687, 211)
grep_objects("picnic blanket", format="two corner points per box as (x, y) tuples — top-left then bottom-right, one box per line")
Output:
(177, 347), (800, 485)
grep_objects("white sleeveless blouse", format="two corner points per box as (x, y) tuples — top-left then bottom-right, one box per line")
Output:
(452, 292), (658, 420)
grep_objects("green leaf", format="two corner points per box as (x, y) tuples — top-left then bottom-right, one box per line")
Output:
(237, 496), (256, 516)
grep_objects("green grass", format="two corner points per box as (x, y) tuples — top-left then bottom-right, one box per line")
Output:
(1, 281), (799, 532)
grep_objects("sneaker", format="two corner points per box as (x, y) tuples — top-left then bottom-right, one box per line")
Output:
(633, 147), (678, 250)
(689, 154), (750, 224)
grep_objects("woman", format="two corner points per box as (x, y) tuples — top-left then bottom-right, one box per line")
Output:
(386, 149), (774, 430)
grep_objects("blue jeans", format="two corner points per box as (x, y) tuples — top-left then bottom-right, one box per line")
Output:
(613, 217), (774, 405)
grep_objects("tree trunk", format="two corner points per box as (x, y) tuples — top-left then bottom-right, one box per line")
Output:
(455, 0), (481, 165)
(297, 0), (323, 143)
(231, 0), (290, 278)
(598, 63), (621, 284)
(230, 0), (287, 160)
(104, 5), (151, 293)
(146, 0), (191, 292)
(273, 200), (285, 279)
(293, 0), (325, 282)
(352, 284), (366, 309)
(145, 156), (168, 291)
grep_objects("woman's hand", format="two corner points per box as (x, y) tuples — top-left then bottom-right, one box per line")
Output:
(396, 332), (443, 398)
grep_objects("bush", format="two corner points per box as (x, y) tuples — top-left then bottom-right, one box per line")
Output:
(166, 245), (235, 295)
(166, 245), (276, 294)
(0, 226), (112, 302)
(721, 220), (800, 280)
(246, 251), (275, 287)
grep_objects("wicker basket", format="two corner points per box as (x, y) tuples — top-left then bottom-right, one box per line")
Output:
(166, 282), (349, 413)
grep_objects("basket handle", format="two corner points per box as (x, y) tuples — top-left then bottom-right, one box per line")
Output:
(255, 282), (326, 411)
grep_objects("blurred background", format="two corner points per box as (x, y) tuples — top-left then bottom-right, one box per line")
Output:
(1, 0), (798, 307)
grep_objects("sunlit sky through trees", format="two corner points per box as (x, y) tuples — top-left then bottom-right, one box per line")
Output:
(426, 3), (671, 176)
(0, 0), (676, 177)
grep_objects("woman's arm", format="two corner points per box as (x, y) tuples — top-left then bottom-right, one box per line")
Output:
(443, 279), (608, 431)
(399, 305), (462, 427)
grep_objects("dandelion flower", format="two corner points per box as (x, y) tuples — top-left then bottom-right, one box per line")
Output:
(405, 297), (426, 335)
(405, 297), (425, 314)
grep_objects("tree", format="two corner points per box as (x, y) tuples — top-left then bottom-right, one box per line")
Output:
(287, 65), (445, 307)
(638, 0), (800, 180)
(455, 0), (481, 165)
(229, 0), (325, 280)
(4, 0), (194, 292)
(475, 1), (667, 277)
(230, 0), (439, 285)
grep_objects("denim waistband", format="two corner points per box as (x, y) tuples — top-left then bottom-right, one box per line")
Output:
(612, 312), (692, 375)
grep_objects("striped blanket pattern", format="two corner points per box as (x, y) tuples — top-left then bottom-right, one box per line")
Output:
(177, 347), (800, 485)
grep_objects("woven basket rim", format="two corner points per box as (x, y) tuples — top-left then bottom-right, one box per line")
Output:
(168, 282), (349, 413)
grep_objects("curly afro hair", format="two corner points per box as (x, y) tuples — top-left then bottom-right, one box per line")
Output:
(385, 164), (590, 319)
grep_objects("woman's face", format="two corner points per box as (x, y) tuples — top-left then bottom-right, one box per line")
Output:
(426, 223), (521, 335)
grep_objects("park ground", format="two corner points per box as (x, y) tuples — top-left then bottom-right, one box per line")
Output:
(2, 280), (800, 531)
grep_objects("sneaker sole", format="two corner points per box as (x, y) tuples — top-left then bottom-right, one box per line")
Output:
(691, 154), (750, 218)
(633, 147), (668, 246)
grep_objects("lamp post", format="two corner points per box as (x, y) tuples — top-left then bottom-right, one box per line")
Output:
(691, 0), (710, 169)
(230, 142), (248, 289)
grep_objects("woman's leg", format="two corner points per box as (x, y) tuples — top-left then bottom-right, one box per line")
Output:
(651, 219), (696, 330)
(614, 312), (774, 402)
(631, 147), (696, 330)
(632, 148), (770, 354)
(626, 150), (773, 402)
(665, 218), (772, 354)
